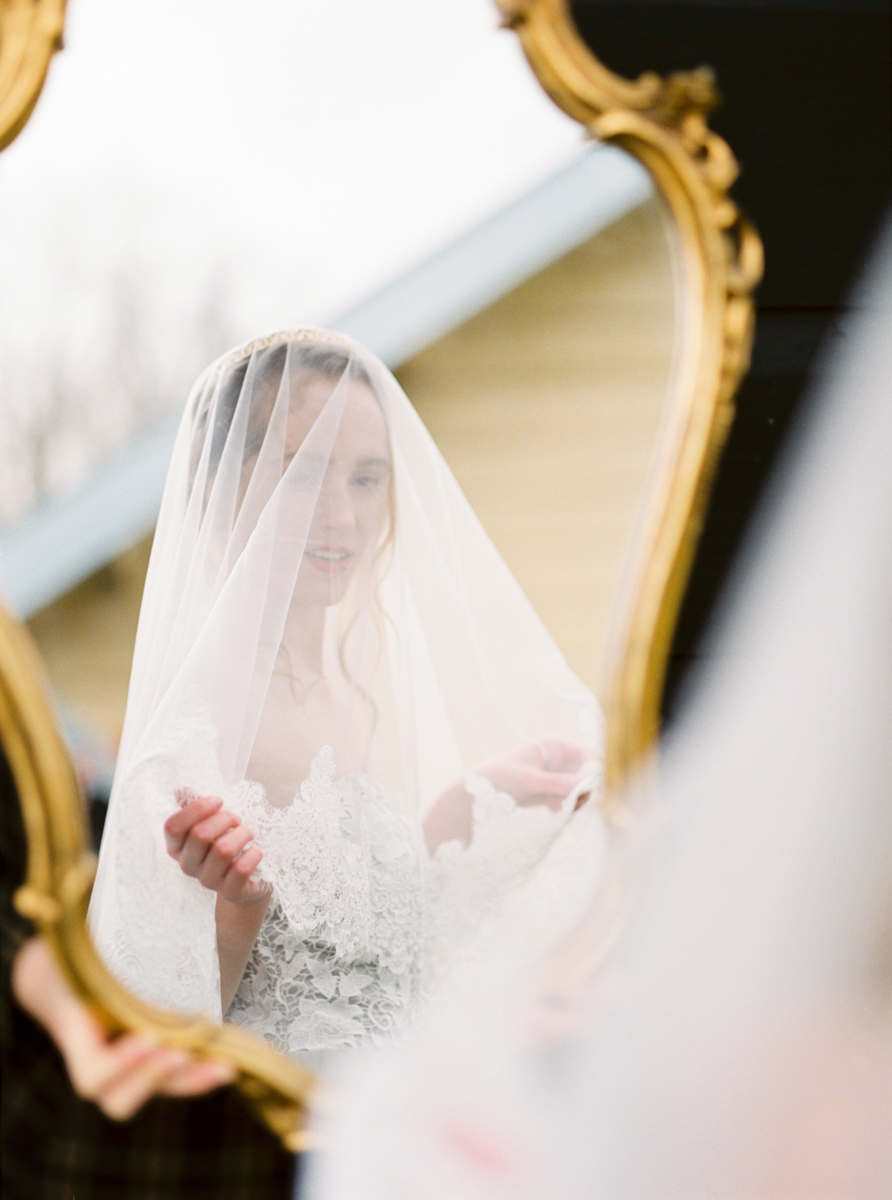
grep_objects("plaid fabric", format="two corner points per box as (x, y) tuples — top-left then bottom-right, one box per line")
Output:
(2, 746), (298, 1200)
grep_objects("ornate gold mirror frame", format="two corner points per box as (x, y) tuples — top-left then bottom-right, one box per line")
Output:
(0, 0), (65, 151)
(496, 0), (762, 794)
(0, 0), (761, 1149)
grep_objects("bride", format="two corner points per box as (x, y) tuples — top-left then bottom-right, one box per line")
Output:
(88, 329), (603, 1066)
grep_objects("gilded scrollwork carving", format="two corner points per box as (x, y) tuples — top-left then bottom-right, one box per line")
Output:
(0, 601), (317, 1149)
(1, 1), (317, 1150)
(0, 0), (67, 151)
(497, 0), (763, 789)
(0, 0), (763, 1149)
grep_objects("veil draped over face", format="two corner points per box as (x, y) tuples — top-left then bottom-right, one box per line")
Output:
(88, 329), (602, 1055)
(307, 222), (892, 1196)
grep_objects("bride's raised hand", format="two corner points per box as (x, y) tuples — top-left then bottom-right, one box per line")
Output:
(425, 738), (597, 852)
(163, 793), (269, 903)
(476, 738), (596, 812)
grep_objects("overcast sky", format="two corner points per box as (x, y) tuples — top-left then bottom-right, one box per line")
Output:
(1, 0), (582, 342)
(0, 0), (583, 517)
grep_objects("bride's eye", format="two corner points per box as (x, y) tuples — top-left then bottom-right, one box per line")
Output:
(352, 473), (386, 490)
(351, 461), (391, 490)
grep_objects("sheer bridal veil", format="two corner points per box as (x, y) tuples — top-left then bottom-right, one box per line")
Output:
(88, 329), (602, 1026)
(307, 220), (892, 1197)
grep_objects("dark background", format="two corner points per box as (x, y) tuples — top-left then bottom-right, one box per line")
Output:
(569, 0), (892, 720)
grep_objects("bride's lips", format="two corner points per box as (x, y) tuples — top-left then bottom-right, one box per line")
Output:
(304, 546), (354, 574)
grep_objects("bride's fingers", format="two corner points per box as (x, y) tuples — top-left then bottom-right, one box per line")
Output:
(196, 825), (255, 890)
(539, 738), (594, 773)
(164, 796), (222, 854)
(178, 810), (240, 876)
(523, 768), (584, 805)
(218, 845), (265, 902)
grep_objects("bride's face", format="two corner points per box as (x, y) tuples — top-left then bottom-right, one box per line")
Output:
(289, 375), (392, 609)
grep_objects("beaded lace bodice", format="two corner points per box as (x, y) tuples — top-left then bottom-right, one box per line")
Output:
(227, 749), (426, 1060)
(97, 705), (599, 1065)
(226, 748), (590, 1063)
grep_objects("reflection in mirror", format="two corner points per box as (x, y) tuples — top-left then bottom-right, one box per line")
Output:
(2, 4), (679, 1073)
(0, 1), (583, 535)
(23, 161), (679, 1071)
(399, 184), (678, 688)
(85, 329), (604, 1070)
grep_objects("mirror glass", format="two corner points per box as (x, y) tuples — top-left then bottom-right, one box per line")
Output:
(400, 186), (678, 691)
(1, 3), (679, 1071)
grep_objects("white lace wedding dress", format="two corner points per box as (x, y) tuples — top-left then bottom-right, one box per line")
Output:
(88, 329), (607, 1064)
(98, 680), (600, 1069)
(99, 690), (599, 1070)
(227, 746), (591, 1067)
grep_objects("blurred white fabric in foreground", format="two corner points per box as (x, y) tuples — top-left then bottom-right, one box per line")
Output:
(306, 215), (892, 1200)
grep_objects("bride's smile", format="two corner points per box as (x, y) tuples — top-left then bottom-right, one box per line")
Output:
(289, 377), (392, 611)
(304, 546), (353, 572)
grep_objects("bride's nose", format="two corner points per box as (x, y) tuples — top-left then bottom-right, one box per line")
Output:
(318, 475), (355, 530)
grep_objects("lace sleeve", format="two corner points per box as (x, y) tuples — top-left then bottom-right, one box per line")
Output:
(90, 754), (221, 1020)
(227, 752), (427, 1060)
(100, 691), (371, 1021)
(424, 767), (602, 981)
